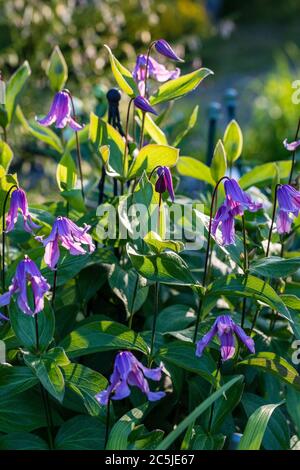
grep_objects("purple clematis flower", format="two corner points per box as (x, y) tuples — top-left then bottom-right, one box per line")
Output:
(36, 216), (95, 270)
(196, 315), (255, 361)
(95, 351), (166, 405)
(155, 166), (175, 202)
(36, 91), (83, 131)
(276, 184), (300, 234)
(154, 39), (184, 62)
(6, 188), (40, 234)
(212, 178), (262, 245)
(283, 138), (300, 152)
(0, 255), (50, 316)
(133, 54), (180, 95)
(133, 96), (157, 115)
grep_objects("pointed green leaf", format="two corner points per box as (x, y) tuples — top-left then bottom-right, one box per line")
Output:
(47, 45), (68, 92)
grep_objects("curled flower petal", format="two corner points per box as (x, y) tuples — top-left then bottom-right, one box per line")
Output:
(283, 138), (300, 151)
(155, 166), (175, 201)
(155, 39), (184, 62)
(133, 96), (157, 115)
(95, 351), (165, 405)
(5, 188), (39, 234)
(36, 91), (84, 131)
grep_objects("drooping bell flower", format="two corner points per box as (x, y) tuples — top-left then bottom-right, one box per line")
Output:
(36, 216), (95, 270)
(154, 39), (184, 62)
(133, 54), (180, 95)
(155, 166), (175, 202)
(276, 184), (300, 234)
(0, 255), (50, 316)
(212, 178), (262, 245)
(36, 91), (83, 131)
(5, 188), (40, 234)
(196, 315), (255, 362)
(283, 138), (300, 152)
(133, 96), (157, 115)
(95, 351), (165, 405)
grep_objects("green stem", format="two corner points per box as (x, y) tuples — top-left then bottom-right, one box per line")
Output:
(208, 354), (222, 432)
(1, 185), (18, 293)
(149, 281), (159, 362)
(51, 267), (58, 308)
(241, 215), (248, 328)
(123, 98), (134, 177)
(128, 274), (139, 330)
(193, 176), (229, 343)
(288, 116), (300, 184)
(104, 396), (111, 449)
(266, 184), (280, 258)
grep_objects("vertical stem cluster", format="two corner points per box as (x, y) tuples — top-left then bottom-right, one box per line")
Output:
(193, 176), (229, 343)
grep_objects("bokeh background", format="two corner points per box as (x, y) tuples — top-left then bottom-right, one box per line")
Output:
(0, 0), (300, 195)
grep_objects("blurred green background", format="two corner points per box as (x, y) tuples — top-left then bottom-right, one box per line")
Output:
(0, 0), (300, 180)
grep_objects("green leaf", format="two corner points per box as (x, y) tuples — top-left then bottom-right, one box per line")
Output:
(60, 320), (149, 358)
(156, 375), (243, 450)
(242, 393), (290, 449)
(156, 304), (196, 334)
(211, 139), (227, 182)
(56, 151), (77, 191)
(0, 390), (57, 432)
(0, 365), (38, 398)
(157, 341), (217, 386)
(10, 299), (55, 353)
(286, 387), (300, 437)
(223, 119), (243, 164)
(128, 144), (179, 180)
(89, 112), (125, 178)
(177, 156), (215, 186)
(24, 356), (65, 403)
(210, 379), (244, 433)
(61, 188), (85, 212)
(138, 110), (168, 145)
(238, 352), (300, 391)
(104, 45), (138, 97)
(239, 160), (291, 190)
(204, 274), (292, 322)
(0, 140), (13, 172)
(144, 231), (184, 254)
(250, 256), (300, 279)
(62, 362), (107, 416)
(0, 432), (48, 450)
(47, 45), (68, 92)
(127, 244), (195, 286)
(238, 402), (283, 450)
(55, 415), (105, 450)
(150, 68), (213, 105)
(6, 61), (31, 123)
(16, 106), (63, 154)
(173, 105), (199, 147)
(108, 264), (148, 317)
(192, 428), (225, 450)
(106, 403), (148, 450)
(281, 294), (300, 339)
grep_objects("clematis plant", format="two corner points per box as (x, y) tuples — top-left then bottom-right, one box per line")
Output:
(0, 255), (50, 316)
(36, 216), (95, 270)
(36, 90), (83, 131)
(196, 315), (255, 361)
(283, 138), (300, 151)
(154, 39), (184, 62)
(96, 351), (165, 405)
(155, 166), (175, 202)
(133, 54), (180, 95)
(133, 95), (157, 115)
(212, 178), (262, 245)
(276, 184), (300, 234)
(5, 187), (40, 234)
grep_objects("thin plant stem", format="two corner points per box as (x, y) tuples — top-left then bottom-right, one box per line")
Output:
(104, 396), (111, 449)
(288, 116), (300, 184)
(1, 184), (18, 292)
(241, 215), (248, 328)
(149, 281), (159, 363)
(63, 89), (84, 199)
(139, 112), (146, 149)
(123, 98), (134, 177)
(193, 176), (229, 343)
(51, 268), (58, 308)
(128, 274), (139, 330)
(266, 184), (280, 258)
(2, 127), (7, 142)
(208, 354), (222, 432)
(138, 41), (155, 149)
(34, 313), (54, 449)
